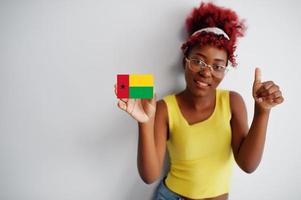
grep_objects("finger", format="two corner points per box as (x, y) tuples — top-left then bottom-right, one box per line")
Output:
(263, 92), (283, 104)
(256, 81), (274, 97)
(114, 84), (117, 96)
(117, 100), (127, 111)
(268, 90), (282, 99)
(257, 84), (279, 97)
(152, 92), (157, 104)
(259, 96), (276, 105)
(254, 67), (262, 84)
(128, 99), (136, 115)
(148, 91), (157, 104)
(120, 98), (129, 103)
(265, 91), (282, 100)
(142, 95), (155, 107)
(266, 96), (283, 104)
(264, 97), (276, 103)
(273, 96), (284, 104)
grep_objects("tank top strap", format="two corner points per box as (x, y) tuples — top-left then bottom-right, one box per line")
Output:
(163, 95), (179, 131)
(216, 89), (231, 121)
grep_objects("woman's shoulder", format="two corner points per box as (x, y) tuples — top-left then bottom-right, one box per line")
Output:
(228, 90), (246, 114)
(160, 93), (176, 105)
(229, 90), (244, 102)
(156, 93), (178, 117)
(217, 89), (243, 100)
(156, 94), (173, 110)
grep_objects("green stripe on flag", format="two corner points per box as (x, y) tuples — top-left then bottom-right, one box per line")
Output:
(129, 87), (153, 99)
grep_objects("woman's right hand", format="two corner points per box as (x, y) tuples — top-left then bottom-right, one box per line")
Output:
(114, 84), (157, 123)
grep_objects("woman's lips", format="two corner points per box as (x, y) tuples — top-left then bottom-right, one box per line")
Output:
(194, 80), (211, 89)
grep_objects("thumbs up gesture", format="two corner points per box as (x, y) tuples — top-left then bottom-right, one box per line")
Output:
(252, 68), (284, 111)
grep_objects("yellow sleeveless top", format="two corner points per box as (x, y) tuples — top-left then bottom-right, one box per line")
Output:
(163, 89), (234, 199)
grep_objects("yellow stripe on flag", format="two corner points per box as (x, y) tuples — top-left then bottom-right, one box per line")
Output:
(129, 74), (153, 87)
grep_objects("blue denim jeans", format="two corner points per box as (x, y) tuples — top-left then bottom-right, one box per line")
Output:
(153, 178), (184, 200)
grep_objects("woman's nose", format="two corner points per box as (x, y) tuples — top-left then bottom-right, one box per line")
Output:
(198, 67), (212, 77)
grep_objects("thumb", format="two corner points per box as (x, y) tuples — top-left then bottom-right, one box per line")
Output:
(253, 68), (263, 103)
(254, 67), (262, 84)
(146, 91), (157, 105)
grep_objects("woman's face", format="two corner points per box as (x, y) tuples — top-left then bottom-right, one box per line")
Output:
(184, 45), (228, 97)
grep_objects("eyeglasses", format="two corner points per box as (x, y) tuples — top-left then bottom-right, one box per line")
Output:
(185, 57), (229, 77)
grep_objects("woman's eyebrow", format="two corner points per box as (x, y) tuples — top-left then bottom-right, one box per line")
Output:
(214, 58), (226, 62)
(195, 53), (206, 58)
(195, 53), (225, 62)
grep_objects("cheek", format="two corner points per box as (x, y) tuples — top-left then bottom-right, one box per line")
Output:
(184, 69), (194, 83)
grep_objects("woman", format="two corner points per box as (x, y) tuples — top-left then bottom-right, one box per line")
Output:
(115, 2), (284, 200)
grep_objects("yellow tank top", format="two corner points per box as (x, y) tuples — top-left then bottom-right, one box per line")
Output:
(163, 89), (234, 199)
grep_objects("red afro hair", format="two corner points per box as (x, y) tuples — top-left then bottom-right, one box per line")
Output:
(181, 2), (246, 67)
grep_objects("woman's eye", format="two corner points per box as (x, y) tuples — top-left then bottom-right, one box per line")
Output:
(197, 60), (206, 66)
(192, 60), (201, 65)
(213, 65), (224, 70)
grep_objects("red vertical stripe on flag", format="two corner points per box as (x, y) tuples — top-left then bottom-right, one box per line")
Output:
(117, 74), (129, 98)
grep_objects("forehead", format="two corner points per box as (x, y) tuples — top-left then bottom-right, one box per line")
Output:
(189, 45), (227, 61)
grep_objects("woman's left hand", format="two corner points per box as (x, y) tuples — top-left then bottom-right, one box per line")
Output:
(252, 67), (284, 111)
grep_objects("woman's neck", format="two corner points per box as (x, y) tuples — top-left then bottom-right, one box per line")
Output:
(179, 88), (216, 111)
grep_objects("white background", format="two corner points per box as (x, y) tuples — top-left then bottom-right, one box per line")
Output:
(1, 0), (300, 199)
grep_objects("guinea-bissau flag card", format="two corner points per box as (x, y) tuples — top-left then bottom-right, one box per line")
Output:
(117, 74), (154, 99)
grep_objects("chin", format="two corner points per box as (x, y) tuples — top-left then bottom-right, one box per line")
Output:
(189, 86), (212, 97)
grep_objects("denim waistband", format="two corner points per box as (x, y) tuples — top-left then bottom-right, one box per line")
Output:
(153, 177), (184, 200)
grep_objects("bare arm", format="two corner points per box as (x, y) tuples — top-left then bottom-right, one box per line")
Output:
(230, 68), (284, 173)
(230, 92), (271, 173)
(137, 100), (168, 184)
(115, 85), (167, 183)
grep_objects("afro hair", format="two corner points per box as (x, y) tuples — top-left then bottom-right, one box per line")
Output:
(181, 2), (246, 67)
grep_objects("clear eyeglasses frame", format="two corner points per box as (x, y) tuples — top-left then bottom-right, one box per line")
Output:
(185, 57), (230, 77)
